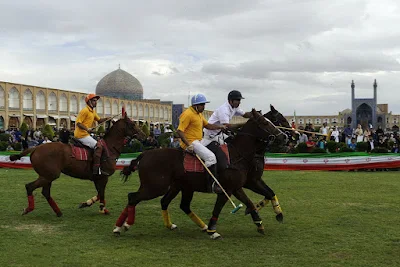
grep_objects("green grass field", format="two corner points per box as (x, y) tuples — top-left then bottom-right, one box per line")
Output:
(0, 169), (399, 267)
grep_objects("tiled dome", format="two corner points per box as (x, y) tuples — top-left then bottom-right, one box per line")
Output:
(96, 68), (143, 100)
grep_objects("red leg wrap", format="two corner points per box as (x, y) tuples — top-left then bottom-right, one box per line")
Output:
(47, 197), (61, 214)
(116, 207), (128, 227)
(27, 195), (35, 211)
(127, 206), (136, 225)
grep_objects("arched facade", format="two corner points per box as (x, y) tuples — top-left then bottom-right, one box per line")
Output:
(23, 89), (33, 110)
(8, 87), (20, 109)
(36, 91), (46, 110)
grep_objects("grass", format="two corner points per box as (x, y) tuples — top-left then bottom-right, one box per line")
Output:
(0, 169), (399, 267)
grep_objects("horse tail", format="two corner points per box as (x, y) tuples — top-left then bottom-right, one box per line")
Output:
(9, 147), (36, 161)
(120, 153), (144, 183)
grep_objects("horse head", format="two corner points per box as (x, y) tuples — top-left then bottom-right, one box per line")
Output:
(264, 105), (291, 129)
(107, 113), (146, 141)
(241, 109), (288, 144)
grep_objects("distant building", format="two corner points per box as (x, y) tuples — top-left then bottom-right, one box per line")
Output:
(0, 68), (172, 130)
(286, 80), (400, 131)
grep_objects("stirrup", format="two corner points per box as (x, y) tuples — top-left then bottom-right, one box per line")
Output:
(212, 182), (223, 194)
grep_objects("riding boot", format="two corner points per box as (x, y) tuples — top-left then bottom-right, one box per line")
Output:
(92, 142), (103, 175)
(208, 164), (222, 194)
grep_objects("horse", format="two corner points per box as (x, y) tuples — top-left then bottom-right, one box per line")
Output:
(243, 105), (292, 221)
(114, 109), (288, 239)
(9, 114), (145, 216)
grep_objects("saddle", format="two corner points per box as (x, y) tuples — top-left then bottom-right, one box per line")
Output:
(70, 138), (93, 161)
(183, 143), (230, 173)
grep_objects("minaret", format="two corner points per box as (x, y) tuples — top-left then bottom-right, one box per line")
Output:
(373, 79), (377, 103)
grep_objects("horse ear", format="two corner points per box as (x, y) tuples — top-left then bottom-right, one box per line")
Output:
(270, 105), (276, 112)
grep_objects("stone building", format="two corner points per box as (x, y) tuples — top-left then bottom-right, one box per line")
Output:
(286, 80), (400, 131)
(0, 68), (172, 130)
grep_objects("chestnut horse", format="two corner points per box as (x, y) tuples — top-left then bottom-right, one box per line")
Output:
(114, 109), (288, 239)
(9, 114), (145, 216)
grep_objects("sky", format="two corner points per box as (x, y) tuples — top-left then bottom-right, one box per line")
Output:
(1, 0), (400, 116)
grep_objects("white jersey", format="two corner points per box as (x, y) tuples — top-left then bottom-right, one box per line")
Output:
(203, 101), (245, 137)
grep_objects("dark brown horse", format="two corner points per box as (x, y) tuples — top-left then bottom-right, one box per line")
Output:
(9, 114), (145, 216)
(114, 109), (288, 239)
(243, 105), (292, 221)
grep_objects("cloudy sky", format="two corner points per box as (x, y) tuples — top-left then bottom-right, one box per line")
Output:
(1, 0), (400, 116)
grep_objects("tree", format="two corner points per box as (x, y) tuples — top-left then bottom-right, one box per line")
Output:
(20, 122), (29, 137)
(42, 124), (55, 139)
(141, 122), (150, 137)
(97, 125), (105, 135)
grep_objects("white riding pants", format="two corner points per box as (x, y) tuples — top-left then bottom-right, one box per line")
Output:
(78, 135), (98, 149)
(192, 140), (217, 167)
(201, 133), (228, 146)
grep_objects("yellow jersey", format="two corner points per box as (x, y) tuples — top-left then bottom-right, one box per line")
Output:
(177, 107), (208, 149)
(74, 105), (100, 138)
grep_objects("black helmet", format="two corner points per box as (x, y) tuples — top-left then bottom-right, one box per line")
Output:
(228, 90), (244, 100)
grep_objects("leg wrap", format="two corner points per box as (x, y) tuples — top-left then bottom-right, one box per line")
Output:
(126, 205), (136, 225)
(271, 195), (282, 215)
(86, 195), (99, 206)
(188, 212), (206, 229)
(115, 207), (128, 227)
(207, 217), (218, 234)
(27, 195), (35, 211)
(47, 197), (61, 214)
(162, 210), (173, 228)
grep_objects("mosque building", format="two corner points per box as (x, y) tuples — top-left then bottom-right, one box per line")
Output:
(286, 80), (400, 131)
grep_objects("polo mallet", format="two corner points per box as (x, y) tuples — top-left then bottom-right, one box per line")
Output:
(194, 154), (243, 214)
(93, 112), (123, 131)
(275, 126), (332, 140)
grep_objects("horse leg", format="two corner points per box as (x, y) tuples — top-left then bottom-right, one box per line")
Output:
(41, 182), (63, 217)
(207, 193), (229, 240)
(160, 187), (180, 230)
(179, 190), (207, 231)
(94, 177), (109, 215)
(78, 193), (99, 209)
(22, 177), (48, 215)
(113, 191), (142, 236)
(233, 188), (265, 235)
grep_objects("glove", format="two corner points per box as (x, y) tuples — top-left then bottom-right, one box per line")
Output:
(186, 144), (194, 153)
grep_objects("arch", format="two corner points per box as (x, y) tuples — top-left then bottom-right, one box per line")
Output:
(159, 107), (164, 120)
(126, 103), (132, 117)
(36, 118), (45, 129)
(164, 107), (168, 120)
(155, 107), (159, 119)
(144, 105), (149, 117)
(70, 95), (78, 114)
(8, 116), (19, 129)
(377, 116), (383, 123)
(121, 101), (125, 115)
(23, 116), (33, 128)
(133, 104), (138, 118)
(150, 106), (154, 118)
(347, 116), (352, 125)
(392, 125), (399, 132)
(0, 116), (4, 130)
(112, 100), (119, 115)
(23, 89), (33, 110)
(138, 104), (144, 118)
(0, 86), (4, 108)
(59, 93), (68, 112)
(8, 87), (20, 109)
(97, 98), (104, 115)
(80, 96), (86, 110)
(105, 100), (111, 115)
(356, 103), (372, 129)
(36, 91), (46, 110)
(48, 92), (57, 111)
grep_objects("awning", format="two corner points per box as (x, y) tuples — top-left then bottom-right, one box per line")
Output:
(8, 114), (20, 117)
(70, 116), (76, 121)
(23, 114), (34, 117)
(36, 115), (48, 119)
(60, 116), (70, 119)
(112, 118), (118, 122)
(49, 115), (59, 119)
(47, 122), (56, 126)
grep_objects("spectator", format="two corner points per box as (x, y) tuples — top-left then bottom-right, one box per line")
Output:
(21, 137), (29, 150)
(349, 138), (357, 150)
(153, 125), (161, 138)
(343, 124), (353, 145)
(355, 124), (364, 143)
(169, 136), (181, 148)
(331, 126), (340, 143)
(59, 128), (70, 144)
(6, 144), (14, 151)
(143, 133), (159, 149)
(42, 136), (52, 144)
(27, 137), (39, 148)
(367, 136), (376, 152)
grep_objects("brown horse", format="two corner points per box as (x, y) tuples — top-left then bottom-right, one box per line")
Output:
(243, 105), (292, 221)
(114, 109), (288, 239)
(9, 114), (145, 217)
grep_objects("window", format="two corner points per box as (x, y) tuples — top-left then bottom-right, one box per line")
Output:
(8, 87), (20, 109)
(23, 89), (33, 110)
(48, 92), (57, 111)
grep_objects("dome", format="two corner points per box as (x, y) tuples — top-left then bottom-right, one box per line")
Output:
(96, 68), (143, 100)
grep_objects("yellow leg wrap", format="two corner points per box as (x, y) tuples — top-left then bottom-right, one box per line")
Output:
(161, 210), (172, 228)
(255, 199), (269, 210)
(188, 212), (206, 229)
(86, 195), (98, 206)
(271, 195), (282, 215)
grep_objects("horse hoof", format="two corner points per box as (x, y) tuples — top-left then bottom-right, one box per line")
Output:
(169, 224), (178, 230)
(113, 231), (121, 237)
(201, 225), (208, 232)
(210, 232), (222, 240)
(100, 209), (110, 215)
(276, 213), (283, 223)
(56, 212), (63, 217)
(257, 228), (265, 235)
(21, 208), (29, 215)
(123, 222), (131, 232)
